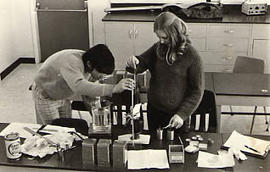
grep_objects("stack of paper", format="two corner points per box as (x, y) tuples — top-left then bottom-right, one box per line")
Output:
(127, 149), (169, 169)
(223, 130), (270, 157)
(197, 150), (235, 168)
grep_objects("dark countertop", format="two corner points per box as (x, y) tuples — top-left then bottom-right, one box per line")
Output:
(103, 5), (270, 24)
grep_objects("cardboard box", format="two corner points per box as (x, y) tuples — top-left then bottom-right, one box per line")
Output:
(97, 139), (112, 167)
(112, 140), (128, 169)
(82, 138), (97, 168)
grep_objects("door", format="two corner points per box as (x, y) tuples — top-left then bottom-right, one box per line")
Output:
(36, 0), (89, 62)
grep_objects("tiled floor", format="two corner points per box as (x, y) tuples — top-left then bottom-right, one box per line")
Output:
(0, 64), (269, 135)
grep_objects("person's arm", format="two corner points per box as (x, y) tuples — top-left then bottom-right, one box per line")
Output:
(176, 51), (205, 121)
(126, 43), (157, 74)
(60, 58), (114, 98)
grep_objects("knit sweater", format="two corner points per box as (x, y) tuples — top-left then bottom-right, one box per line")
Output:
(34, 49), (114, 100)
(135, 43), (205, 121)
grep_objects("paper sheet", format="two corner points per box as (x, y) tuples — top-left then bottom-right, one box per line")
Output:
(197, 150), (235, 168)
(21, 132), (75, 158)
(118, 134), (150, 145)
(128, 149), (169, 169)
(0, 123), (41, 139)
(223, 130), (270, 156)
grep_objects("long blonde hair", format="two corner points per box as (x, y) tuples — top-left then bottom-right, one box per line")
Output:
(154, 11), (190, 65)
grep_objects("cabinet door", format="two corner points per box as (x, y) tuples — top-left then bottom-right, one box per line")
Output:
(207, 24), (250, 38)
(207, 37), (249, 52)
(252, 24), (270, 39)
(207, 24), (250, 52)
(188, 23), (207, 52)
(104, 22), (134, 70)
(133, 22), (158, 55)
(252, 39), (270, 73)
(200, 51), (247, 72)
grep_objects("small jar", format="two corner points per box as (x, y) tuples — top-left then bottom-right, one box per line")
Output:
(167, 129), (174, 141)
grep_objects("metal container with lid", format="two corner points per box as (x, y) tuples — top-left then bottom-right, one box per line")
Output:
(4, 132), (21, 160)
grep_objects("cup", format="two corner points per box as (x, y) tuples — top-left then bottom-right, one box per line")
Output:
(167, 129), (174, 141)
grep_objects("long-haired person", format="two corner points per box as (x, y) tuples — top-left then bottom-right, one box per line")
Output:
(126, 12), (204, 133)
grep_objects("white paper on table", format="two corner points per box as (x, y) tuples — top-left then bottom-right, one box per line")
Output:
(197, 150), (235, 168)
(223, 130), (270, 156)
(0, 123), (41, 139)
(118, 134), (150, 144)
(128, 149), (169, 169)
(21, 132), (75, 158)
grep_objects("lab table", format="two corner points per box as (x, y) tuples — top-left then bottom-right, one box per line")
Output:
(0, 123), (225, 172)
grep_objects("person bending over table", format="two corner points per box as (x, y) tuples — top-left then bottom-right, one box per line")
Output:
(33, 44), (135, 124)
(126, 12), (204, 133)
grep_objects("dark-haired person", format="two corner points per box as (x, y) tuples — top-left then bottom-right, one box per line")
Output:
(32, 44), (134, 124)
(126, 12), (204, 133)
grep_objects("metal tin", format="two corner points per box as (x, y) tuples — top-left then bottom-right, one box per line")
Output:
(4, 132), (21, 160)
(167, 129), (174, 141)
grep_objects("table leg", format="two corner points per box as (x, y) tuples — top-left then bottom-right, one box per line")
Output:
(216, 105), (221, 133)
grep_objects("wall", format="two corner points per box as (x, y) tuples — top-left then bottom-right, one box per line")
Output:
(0, 0), (34, 73)
(88, 0), (110, 46)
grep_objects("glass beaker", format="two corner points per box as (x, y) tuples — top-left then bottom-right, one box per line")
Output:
(92, 105), (111, 132)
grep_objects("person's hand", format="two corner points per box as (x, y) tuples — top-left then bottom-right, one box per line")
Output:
(169, 114), (184, 129)
(112, 78), (135, 93)
(126, 56), (139, 69)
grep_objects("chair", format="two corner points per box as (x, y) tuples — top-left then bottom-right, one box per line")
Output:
(71, 101), (88, 119)
(187, 90), (217, 133)
(229, 56), (268, 134)
(51, 118), (89, 136)
(111, 90), (135, 126)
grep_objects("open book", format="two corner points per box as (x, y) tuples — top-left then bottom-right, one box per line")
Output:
(223, 130), (270, 159)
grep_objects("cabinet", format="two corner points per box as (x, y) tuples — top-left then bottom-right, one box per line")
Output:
(251, 24), (270, 73)
(104, 21), (261, 73)
(204, 24), (251, 72)
(104, 22), (158, 70)
(188, 23), (251, 72)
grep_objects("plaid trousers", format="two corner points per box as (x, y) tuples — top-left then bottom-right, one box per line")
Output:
(32, 83), (72, 124)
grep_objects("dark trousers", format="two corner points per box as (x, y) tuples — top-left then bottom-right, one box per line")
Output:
(147, 103), (173, 132)
(147, 103), (187, 135)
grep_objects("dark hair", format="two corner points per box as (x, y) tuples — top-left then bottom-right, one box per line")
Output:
(82, 44), (115, 74)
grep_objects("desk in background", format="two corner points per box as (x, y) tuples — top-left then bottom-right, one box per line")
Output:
(212, 73), (270, 132)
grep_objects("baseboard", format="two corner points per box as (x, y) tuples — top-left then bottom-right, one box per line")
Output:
(0, 57), (35, 80)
